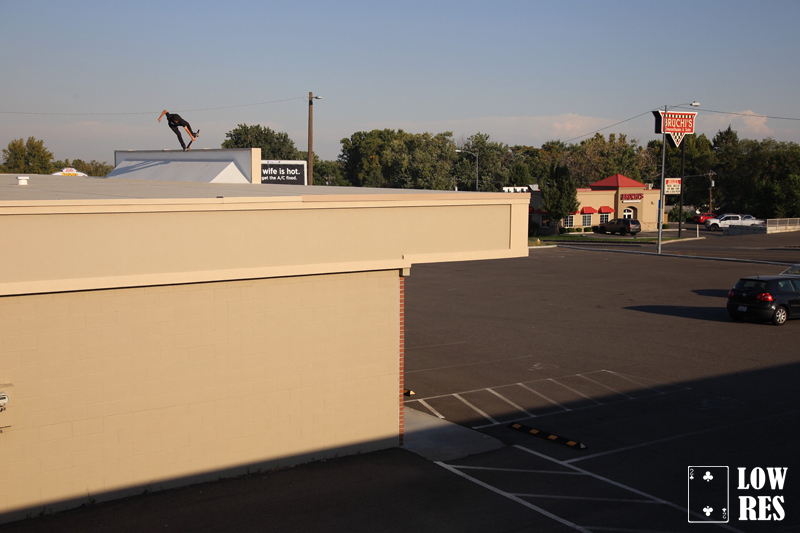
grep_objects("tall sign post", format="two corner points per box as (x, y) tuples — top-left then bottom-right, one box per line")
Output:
(308, 92), (322, 186)
(653, 104), (698, 253)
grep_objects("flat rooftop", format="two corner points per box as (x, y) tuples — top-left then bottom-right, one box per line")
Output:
(0, 173), (509, 203)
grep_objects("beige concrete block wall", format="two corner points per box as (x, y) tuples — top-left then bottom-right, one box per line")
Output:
(0, 270), (401, 519)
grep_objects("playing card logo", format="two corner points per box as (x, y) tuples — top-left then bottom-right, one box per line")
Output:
(689, 466), (729, 523)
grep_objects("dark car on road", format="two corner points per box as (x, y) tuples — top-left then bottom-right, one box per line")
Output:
(597, 218), (641, 236)
(727, 276), (800, 325)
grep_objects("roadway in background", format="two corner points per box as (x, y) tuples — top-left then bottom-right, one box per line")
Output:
(554, 227), (800, 264)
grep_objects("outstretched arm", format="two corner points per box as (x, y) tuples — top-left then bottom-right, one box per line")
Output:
(184, 126), (195, 140)
(158, 110), (168, 123)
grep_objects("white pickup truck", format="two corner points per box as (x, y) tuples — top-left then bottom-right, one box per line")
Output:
(704, 213), (764, 231)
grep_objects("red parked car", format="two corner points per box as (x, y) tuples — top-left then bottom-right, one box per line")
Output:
(693, 212), (716, 224)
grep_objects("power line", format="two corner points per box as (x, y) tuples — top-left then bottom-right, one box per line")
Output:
(563, 106), (800, 145)
(692, 108), (800, 122)
(563, 111), (652, 144)
(0, 96), (307, 116)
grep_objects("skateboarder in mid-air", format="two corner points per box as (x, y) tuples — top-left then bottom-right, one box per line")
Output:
(158, 110), (200, 151)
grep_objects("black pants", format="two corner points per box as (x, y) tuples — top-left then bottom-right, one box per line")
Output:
(169, 123), (192, 149)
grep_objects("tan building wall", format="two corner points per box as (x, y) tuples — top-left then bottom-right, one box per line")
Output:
(0, 174), (529, 520)
(0, 270), (401, 518)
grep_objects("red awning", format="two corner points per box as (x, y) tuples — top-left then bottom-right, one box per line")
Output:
(598, 206), (615, 213)
(580, 206), (597, 214)
(534, 208), (547, 214)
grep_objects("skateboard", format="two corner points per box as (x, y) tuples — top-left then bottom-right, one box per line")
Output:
(184, 130), (199, 151)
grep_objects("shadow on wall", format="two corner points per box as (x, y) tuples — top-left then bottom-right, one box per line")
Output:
(0, 435), (398, 527)
(100, 160), (170, 177)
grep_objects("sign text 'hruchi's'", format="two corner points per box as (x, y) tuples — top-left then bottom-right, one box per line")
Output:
(653, 110), (698, 147)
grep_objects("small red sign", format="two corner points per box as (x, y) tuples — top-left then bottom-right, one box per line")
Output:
(621, 193), (644, 201)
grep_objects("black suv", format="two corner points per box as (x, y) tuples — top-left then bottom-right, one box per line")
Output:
(727, 276), (800, 325)
(597, 218), (641, 236)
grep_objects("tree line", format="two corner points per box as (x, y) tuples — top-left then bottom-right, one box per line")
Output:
(0, 137), (114, 177)
(4, 123), (799, 219)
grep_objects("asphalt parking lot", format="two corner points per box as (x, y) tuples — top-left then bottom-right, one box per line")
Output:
(404, 232), (800, 532)
(3, 231), (799, 532)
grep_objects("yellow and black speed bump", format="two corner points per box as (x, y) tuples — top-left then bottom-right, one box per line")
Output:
(509, 422), (586, 450)
(403, 389), (415, 396)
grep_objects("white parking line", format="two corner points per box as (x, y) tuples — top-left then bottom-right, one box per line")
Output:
(454, 393), (499, 425)
(578, 373), (635, 400)
(454, 465), (585, 475)
(586, 526), (692, 533)
(518, 382), (572, 411)
(563, 409), (799, 465)
(550, 378), (604, 405)
(417, 399), (445, 419)
(607, 372), (668, 395)
(406, 370), (690, 428)
(514, 445), (746, 533)
(435, 461), (592, 533)
(487, 387), (536, 418)
(511, 494), (660, 504)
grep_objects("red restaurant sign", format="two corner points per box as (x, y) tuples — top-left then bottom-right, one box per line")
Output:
(652, 110), (697, 147)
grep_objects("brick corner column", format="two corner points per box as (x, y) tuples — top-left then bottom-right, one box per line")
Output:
(398, 274), (405, 447)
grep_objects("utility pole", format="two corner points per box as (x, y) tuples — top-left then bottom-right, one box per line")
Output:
(678, 141), (686, 238)
(308, 92), (315, 186)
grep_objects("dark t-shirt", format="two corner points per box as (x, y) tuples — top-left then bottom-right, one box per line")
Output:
(166, 113), (188, 128)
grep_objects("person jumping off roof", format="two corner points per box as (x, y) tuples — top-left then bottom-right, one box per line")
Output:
(158, 110), (200, 151)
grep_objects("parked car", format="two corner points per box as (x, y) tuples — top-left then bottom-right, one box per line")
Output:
(692, 212), (716, 224)
(705, 214), (764, 231)
(727, 276), (800, 325)
(596, 218), (641, 236)
(780, 264), (800, 275)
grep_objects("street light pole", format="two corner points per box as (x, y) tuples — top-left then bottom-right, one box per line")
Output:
(455, 149), (479, 191)
(657, 101), (699, 254)
(308, 92), (321, 186)
(679, 140), (686, 238)
(657, 105), (668, 254)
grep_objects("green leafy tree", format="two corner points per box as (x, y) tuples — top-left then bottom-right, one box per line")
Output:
(51, 158), (114, 177)
(511, 143), (561, 187)
(541, 162), (579, 230)
(298, 152), (348, 186)
(456, 133), (513, 191)
(339, 129), (457, 189)
(507, 161), (532, 187)
(400, 132), (456, 190)
(222, 124), (300, 160)
(646, 133), (715, 208)
(72, 159), (114, 177)
(564, 133), (645, 187)
(1, 137), (54, 174)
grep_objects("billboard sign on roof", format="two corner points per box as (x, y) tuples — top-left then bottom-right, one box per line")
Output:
(261, 160), (307, 185)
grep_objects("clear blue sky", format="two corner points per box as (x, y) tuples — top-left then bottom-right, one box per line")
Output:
(1, 0), (799, 164)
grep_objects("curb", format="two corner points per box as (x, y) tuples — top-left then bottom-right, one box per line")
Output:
(555, 245), (793, 266)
